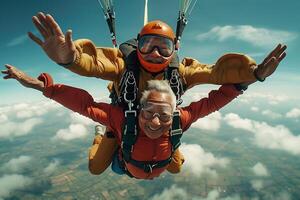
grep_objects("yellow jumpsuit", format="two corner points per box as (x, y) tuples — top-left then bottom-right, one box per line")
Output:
(66, 39), (257, 175)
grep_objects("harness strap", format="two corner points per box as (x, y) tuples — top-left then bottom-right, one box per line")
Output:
(170, 110), (183, 151)
(170, 69), (184, 105)
(128, 157), (172, 173)
(123, 71), (137, 106)
(121, 110), (138, 162)
(120, 110), (183, 175)
(164, 55), (185, 105)
(116, 39), (185, 177)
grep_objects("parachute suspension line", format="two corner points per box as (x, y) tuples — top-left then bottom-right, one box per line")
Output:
(144, 0), (149, 25)
(97, 0), (118, 48)
(187, 0), (198, 17)
(175, 0), (198, 50)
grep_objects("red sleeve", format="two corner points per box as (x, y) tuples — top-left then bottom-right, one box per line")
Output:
(38, 73), (116, 128)
(180, 84), (242, 131)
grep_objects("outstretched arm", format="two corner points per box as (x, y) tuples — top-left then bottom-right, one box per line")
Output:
(181, 44), (287, 130)
(181, 54), (257, 88)
(28, 12), (76, 65)
(28, 12), (124, 81)
(181, 44), (287, 89)
(1, 64), (45, 91)
(1, 65), (113, 127)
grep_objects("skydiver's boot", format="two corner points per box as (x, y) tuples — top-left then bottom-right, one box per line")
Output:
(89, 125), (118, 175)
(93, 124), (105, 144)
(166, 148), (185, 174)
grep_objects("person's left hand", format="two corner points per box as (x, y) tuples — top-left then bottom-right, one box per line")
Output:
(255, 44), (287, 80)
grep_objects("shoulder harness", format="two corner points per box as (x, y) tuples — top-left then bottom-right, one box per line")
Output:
(111, 39), (186, 175)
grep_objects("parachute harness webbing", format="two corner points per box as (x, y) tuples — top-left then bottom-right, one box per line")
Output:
(170, 110), (183, 152)
(122, 110), (183, 175)
(164, 54), (185, 105)
(116, 39), (185, 176)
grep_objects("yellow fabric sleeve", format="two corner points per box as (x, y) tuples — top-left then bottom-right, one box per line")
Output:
(66, 39), (125, 82)
(181, 53), (257, 89)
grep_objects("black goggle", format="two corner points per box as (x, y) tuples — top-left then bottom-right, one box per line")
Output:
(138, 35), (174, 57)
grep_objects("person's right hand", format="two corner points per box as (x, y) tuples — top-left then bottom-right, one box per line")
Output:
(1, 64), (45, 91)
(28, 12), (76, 65)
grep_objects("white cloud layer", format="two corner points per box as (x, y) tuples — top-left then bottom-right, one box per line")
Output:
(0, 101), (61, 139)
(150, 185), (188, 200)
(0, 114), (8, 123)
(252, 162), (269, 176)
(251, 106), (259, 112)
(191, 112), (222, 132)
(53, 124), (88, 141)
(251, 180), (264, 191)
(224, 113), (300, 155)
(0, 101), (61, 119)
(199, 190), (241, 200)
(240, 92), (290, 105)
(52, 111), (96, 141)
(44, 159), (60, 175)
(70, 112), (95, 125)
(0, 118), (43, 138)
(180, 143), (230, 177)
(262, 110), (282, 119)
(286, 108), (300, 119)
(196, 25), (297, 48)
(150, 185), (242, 200)
(2, 156), (32, 173)
(0, 174), (32, 200)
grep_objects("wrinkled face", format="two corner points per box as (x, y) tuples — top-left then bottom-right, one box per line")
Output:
(138, 35), (174, 64)
(138, 91), (173, 139)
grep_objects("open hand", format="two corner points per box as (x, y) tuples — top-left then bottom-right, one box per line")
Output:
(1, 64), (44, 91)
(28, 12), (76, 65)
(255, 44), (287, 80)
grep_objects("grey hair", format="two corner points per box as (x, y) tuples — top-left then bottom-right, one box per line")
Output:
(140, 80), (176, 111)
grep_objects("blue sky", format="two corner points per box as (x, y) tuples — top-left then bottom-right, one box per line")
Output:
(1, 1), (300, 199)
(0, 0), (299, 105)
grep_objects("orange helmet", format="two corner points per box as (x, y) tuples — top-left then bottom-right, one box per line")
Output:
(137, 20), (176, 73)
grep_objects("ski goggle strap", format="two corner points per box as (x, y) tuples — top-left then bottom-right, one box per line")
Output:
(138, 35), (175, 57)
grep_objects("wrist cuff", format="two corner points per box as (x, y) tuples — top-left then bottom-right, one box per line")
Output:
(234, 83), (248, 92)
(254, 68), (266, 82)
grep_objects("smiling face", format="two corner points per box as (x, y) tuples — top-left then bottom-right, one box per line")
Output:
(138, 90), (174, 139)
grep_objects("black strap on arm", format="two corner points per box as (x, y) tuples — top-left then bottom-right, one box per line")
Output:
(170, 110), (183, 152)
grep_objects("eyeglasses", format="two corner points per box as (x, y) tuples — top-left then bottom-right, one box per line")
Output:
(141, 108), (173, 122)
(138, 35), (174, 57)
